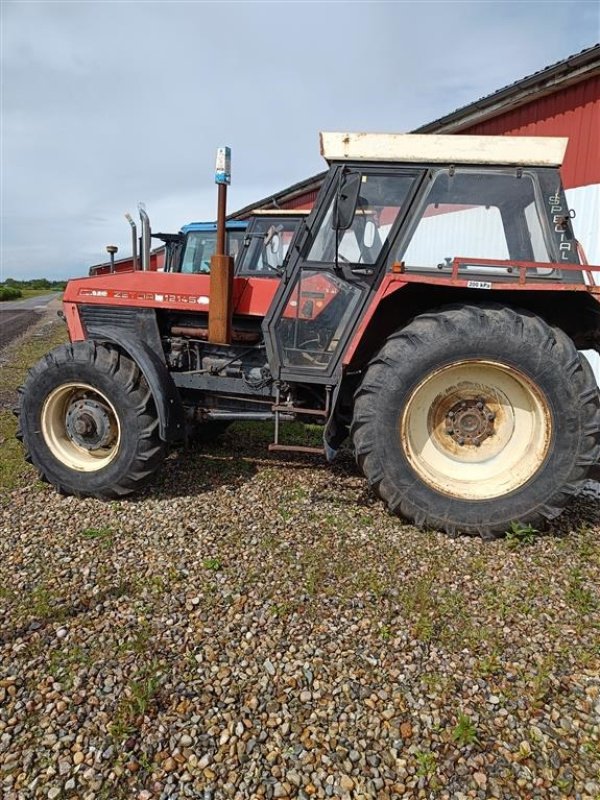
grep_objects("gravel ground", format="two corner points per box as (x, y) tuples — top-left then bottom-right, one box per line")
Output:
(1, 320), (600, 800)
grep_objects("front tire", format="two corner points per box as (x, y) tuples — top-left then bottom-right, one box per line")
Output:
(16, 341), (166, 498)
(351, 304), (600, 537)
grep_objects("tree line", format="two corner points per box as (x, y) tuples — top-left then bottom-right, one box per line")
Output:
(0, 278), (67, 301)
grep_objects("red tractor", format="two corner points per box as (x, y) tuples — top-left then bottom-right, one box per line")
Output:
(17, 133), (600, 537)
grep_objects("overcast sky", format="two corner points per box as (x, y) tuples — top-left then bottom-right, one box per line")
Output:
(1, 0), (598, 280)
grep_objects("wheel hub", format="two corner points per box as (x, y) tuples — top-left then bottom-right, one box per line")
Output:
(66, 398), (115, 451)
(444, 397), (495, 447)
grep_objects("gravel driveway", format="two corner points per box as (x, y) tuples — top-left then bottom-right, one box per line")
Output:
(1, 317), (599, 800)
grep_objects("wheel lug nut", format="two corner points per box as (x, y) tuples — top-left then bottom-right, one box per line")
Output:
(448, 411), (455, 419)
(477, 401), (484, 410)
(457, 437), (465, 446)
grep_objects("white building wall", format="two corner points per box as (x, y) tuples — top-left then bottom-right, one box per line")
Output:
(567, 184), (600, 386)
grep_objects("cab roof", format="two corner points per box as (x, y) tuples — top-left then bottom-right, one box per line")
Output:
(180, 220), (247, 234)
(319, 132), (568, 167)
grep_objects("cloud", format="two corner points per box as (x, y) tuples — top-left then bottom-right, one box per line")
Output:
(1, 0), (596, 279)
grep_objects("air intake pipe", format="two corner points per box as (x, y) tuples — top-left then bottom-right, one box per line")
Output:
(125, 213), (139, 271)
(138, 203), (151, 271)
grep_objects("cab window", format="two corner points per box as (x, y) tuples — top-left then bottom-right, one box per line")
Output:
(398, 170), (552, 271)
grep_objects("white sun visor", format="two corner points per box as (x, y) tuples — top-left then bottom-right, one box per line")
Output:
(320, 132), (568, 167)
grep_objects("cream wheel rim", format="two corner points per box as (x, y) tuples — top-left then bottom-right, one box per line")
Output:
(400, 361), (552, 500)
(41, 383), (121, 472)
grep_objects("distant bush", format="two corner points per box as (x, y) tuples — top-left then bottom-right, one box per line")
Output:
(2, 278), (66, 291)
(0, 286), (23, 301)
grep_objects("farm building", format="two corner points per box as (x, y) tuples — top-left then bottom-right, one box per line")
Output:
(230, 43), (600, 378)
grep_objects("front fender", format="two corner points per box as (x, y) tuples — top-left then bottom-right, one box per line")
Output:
(85, 325), (184, 442)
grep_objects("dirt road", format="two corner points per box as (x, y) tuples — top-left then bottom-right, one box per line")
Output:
(0, 293), (58, 351)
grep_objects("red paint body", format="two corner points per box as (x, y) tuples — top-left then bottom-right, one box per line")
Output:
(64, 272), (279, 342)
(65, 258), (600, 360)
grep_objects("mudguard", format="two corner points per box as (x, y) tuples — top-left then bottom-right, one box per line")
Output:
(83, 325), (185, 443)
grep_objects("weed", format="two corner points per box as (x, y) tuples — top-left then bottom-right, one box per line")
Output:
(379, 624), (392, 641)
(567, 568), (598, 614)
(279, 506), (293, 522)
(452, 714), (479, 747)
(474, 652), (502, 678)
(30, 585), (55, 620)
(203, 557), (222, 571)
(506, 521), (539, 546)
(415, 749), (437, 779)
(109, 660), (162, 741)
(81, 526), (114, 541)
(270, 601), (295, 618)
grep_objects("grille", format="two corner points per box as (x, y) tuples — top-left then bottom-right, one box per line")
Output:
(79, 305), (140, 334)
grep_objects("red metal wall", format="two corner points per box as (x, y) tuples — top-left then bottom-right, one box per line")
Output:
(459, 75), (600, 189)
(281, 189), (319, 210)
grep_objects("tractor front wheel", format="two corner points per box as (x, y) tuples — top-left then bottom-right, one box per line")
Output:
(351, 304), (600, 537)
(16, 341), (166, 498)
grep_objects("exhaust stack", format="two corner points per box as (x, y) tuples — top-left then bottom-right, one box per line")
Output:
(125, 213), (139, 270)
(208, 147), (234, 345)
(138, 203), (151, 271)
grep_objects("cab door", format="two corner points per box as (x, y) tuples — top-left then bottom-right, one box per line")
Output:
(264, 166), (421, 381)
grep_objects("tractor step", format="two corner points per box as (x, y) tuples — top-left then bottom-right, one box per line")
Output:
(270, 386), (332, 456)
(268, 443), (325, 455)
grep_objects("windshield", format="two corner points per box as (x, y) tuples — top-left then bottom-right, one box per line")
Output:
(307, 173), (415, 265)
(239, 218), (300, 274)
(179, 231), (245, 273)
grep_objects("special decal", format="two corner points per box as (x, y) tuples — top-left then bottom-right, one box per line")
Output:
(548, 191), (573, 262)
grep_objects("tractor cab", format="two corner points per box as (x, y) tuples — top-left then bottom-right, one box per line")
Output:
(264, 133), (591, 381)
(172, 221), (247, 274)
(235, 211), (310, 276)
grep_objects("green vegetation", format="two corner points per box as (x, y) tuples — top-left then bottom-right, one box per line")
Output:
(0, 318), (68, 496)
(505, 520), (540, 547)
(81, 526), (115, 541)
(0, 278), (66, 301)
(452, 714), (479, 746)
(0, 286), (22, 301)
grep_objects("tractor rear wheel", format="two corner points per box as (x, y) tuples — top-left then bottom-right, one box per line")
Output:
(351, 304), (600, 538)
(16, 341), (166, 498)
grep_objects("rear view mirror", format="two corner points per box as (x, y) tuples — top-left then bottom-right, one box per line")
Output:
(332, 170), (361, 231)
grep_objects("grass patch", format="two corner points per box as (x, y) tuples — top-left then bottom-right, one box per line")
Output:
(203, 556), (222, 571)
(81, 526), (114, 541)
(108, 660), (163, 741)
(0, 318), (67, 497)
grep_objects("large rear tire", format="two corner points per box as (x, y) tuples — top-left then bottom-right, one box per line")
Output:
(351, 304), (600, 538)
(16, 341), (166, 498)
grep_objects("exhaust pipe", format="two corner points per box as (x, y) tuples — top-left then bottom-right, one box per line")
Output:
(125, 213), (139, 270)
(208, 147), (234, 345)
(138, 203), (151, 271)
